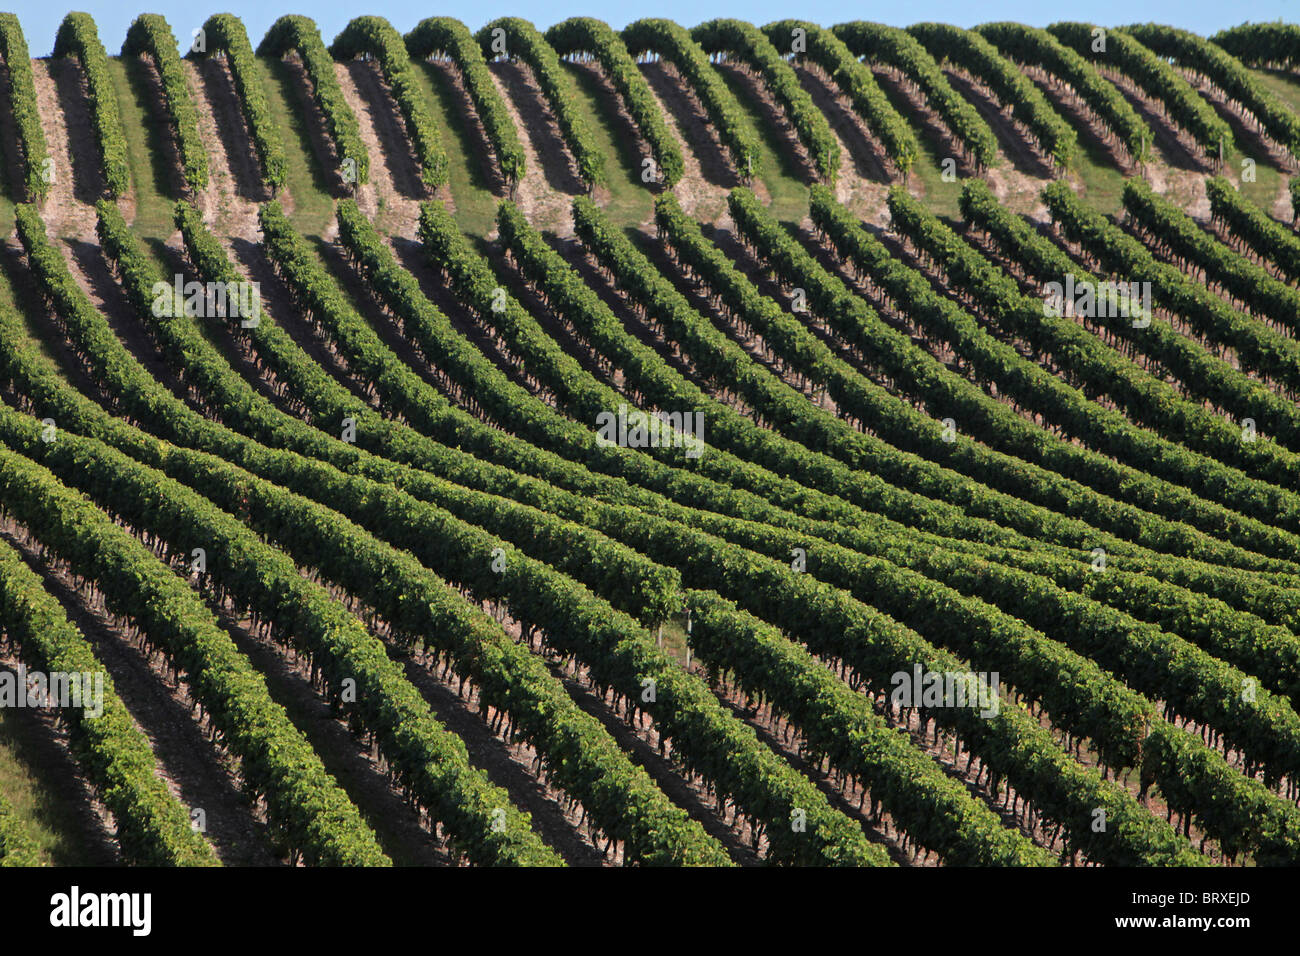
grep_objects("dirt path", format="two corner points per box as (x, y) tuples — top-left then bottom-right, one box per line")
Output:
(797, 64), (892, 226)
(488, 61), (579, 235)
(635, 62), (731, 224)
(631, 65), (733, 223)
(186, 58), (263, 240)
(30, 59), (99, 238)
(337, 60), (428, 240)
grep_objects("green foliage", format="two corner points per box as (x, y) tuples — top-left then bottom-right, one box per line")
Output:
(330, 16), (448, 188)
(0, 535), (216, 865)
(763, 20), (918, 176)
(833, 21), (999, 169)
(52, 12), (129, 196)
(1125, 177), (1300, 335)
(908, 22), (1077, 168)
(623, 18), (762, 179)
(666, 189), (1300, 862)
(15, 202), (390, 865)
(546, 17), (684, 187)
(174, 200), (728, 867)
(0, 15), (50, 201)
(0, 794), (41, 866)
(687, 592), (1048, 865)
(1048, 22), (1230, 160)
(1042, 178), (1300, 397)
(190, 14), (287, 190)
(1151, 22), (1300, 159)
(1215, 21), (1300, 68)
(1207, 174), (1300, 280)
(692, 19), (839, 182)
(122, 14), (209, 191)
(866, 183), (1300, 560)
(1, 413), (563, 866)
(961, 178), (1300, 462)
(977, 22), (1152, 163)
(476, 17), (604, 189)
(405, 17), (525, 185)
(0, 447), (388, 866)
(258, 14), (369, 186)
(418, 199), (899, 865)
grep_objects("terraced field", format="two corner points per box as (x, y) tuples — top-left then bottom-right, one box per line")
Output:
(3, 11), (1300, 868)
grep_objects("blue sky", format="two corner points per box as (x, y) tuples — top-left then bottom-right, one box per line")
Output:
(9, 0), (1294, 57)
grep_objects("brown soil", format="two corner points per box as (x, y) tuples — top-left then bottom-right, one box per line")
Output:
(187, 57), (265, 239)
(337, 60), (426, 239)
(488, 60), (580, 234)
(30, 58), (100, 237)
(639, 60), (739, 195)
(796, 63), (893, 225)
